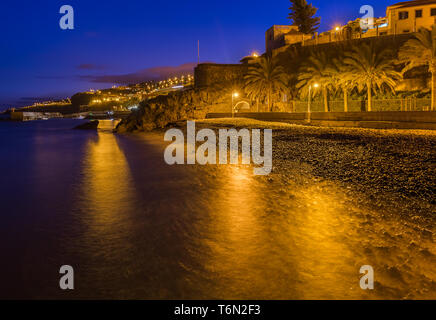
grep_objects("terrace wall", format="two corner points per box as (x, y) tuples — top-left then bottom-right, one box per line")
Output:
(206, 111), (436, 130)
(194, 63), (248, 88)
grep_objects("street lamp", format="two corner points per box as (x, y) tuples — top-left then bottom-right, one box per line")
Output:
(335, 26), (341, 40)
(232, 92), (239, 118)
(307, 83), (319, 123)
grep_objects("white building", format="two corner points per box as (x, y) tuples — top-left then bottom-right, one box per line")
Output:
(386, 0), (436, 34)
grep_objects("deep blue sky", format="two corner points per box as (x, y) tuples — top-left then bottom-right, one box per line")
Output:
(0, 0), (398, 109)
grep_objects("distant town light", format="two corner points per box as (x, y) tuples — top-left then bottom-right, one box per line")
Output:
(252, 52), (259, 58)
(233, 92), (239, 98)
(313, 83), (319, 88)
(335, 26), (340, 31)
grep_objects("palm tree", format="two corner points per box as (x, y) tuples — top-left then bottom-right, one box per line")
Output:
(298, 50), (332, 112)
(282, 46), (305, 112)
(244, 84), (262, 112)
(286, 75), (301, 112)
(327, 57), (356, 112)
(399, 26), (436, 111)
(244, 54), (288, 112)
(343, 41), (401, 111)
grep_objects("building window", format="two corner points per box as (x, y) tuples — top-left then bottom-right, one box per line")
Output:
(431, 8), (436, 16)
(403, 30), (410, 33)
(399, 11), (409, 20)
(415, 9), (423, 18)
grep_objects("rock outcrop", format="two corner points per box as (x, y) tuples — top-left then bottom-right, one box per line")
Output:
(74, 120), (99, 130)
(115, 85), (236, 133)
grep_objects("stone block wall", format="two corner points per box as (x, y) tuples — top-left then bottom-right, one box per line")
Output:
(194, 63), (248, 88)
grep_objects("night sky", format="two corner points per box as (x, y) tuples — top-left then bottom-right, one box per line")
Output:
(0, 0), (398, 109)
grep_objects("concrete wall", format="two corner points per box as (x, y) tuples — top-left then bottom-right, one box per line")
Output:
(193, 103), (231, 119)
(206, 111), (436, 130)
(266, 25), (294, 52)
(273, 32), (414, 56)
(291, 98), (432, 113)
(266, 25), (312, 52)
(194, 63), (248, 88)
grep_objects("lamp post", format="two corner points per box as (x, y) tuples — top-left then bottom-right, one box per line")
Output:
(335, 26), (341, 41)
(232, 92), (239, 118)
(307, 83), (319, 123)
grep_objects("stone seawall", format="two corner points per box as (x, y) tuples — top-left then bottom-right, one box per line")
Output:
(206, 111), (436, 130)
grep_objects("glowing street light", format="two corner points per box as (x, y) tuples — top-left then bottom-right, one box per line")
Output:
(334, 26), (341, 41)
(232, 92), (239, 118)
(307, 83), (319, 123)
(252, 52), (259, 58)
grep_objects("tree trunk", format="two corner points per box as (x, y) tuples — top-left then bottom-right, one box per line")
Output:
(432, 70), (435, 111)
(256, 98), (259, 112)
(344, 87), (348, 112)
(267, 90), (271, 112)
(323, 87), (329, 112)
(367, 81), (372, 112)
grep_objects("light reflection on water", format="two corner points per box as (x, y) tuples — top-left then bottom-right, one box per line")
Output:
(183, 166), (362, 300)
(0, 120), (434, 299)
(71, 124), (139, 298)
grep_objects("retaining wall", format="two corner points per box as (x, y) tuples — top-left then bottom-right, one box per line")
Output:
(206, 111), (436, 130)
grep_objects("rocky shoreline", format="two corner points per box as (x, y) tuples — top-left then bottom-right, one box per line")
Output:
(116, 118), (436, 298)
(169, 119), (436, 222)
(115, 86), (232, 133)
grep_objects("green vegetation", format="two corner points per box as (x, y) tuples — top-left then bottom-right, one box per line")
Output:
(71, 92), (94, 107)
(244, 55), (287, 111)
(288, 0), (320, 34)
(241, 34), (430, 113)
(328, 53), (354, 113)
(399, 26), (436, 111)
(297, 50), (332, 112)
(343, 42), (401, 111)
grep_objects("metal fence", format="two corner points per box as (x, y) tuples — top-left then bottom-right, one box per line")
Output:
(287, 98), (432, 113)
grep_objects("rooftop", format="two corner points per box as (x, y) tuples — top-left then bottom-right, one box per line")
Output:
(388, 0), (436, 9)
